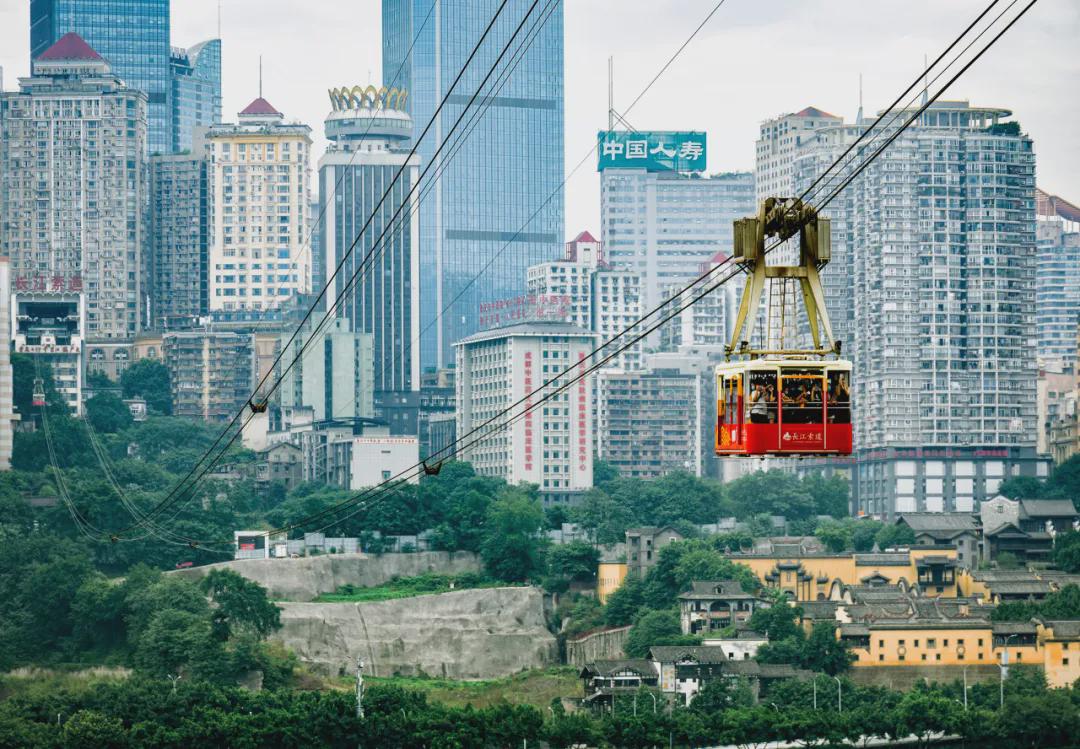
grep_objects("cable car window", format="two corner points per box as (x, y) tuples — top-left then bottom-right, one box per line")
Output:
(828, 370), (851, 424)
(747, 371), (777, 424)
(780, 371), (824, 425)
(725, 376), (740, 427)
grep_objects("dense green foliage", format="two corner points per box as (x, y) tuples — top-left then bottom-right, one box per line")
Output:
(998, 454), (1080, 505)
(119, 359), (173, 415)
(315, 572), (511, 603)
(1, 664), (1076, 748)
(991, 583), (1080, 622)
(1052, 531), (1080, 573)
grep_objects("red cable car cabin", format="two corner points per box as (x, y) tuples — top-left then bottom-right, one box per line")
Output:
(715, 359), (851, 457)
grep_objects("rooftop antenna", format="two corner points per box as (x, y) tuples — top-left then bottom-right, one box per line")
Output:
(259, 55), (263, 98)
(607, 56), (614, 130)
(217, 0), (222, 39)
(920, 54), (928, 106)
(856, 72), (864, 126)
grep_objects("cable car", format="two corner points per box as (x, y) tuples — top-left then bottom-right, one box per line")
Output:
(32, 378), (46, 408)
(716, 197), (853, 458)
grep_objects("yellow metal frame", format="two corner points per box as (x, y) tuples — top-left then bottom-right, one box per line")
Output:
(726, 198), (840, 359)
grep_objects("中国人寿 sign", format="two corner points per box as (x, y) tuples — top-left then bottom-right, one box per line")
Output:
(596, 131), (706, 173)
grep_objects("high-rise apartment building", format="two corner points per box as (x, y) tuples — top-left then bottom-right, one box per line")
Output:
(276, 318), (375, 422)
(170, 39), (222, 153)
(526, 231), (643, 370)
(150, 153), (209, 326)
(206, 98), (312, 311)
(659, 252), (736, 352)
(1035, 189), (1080, 369)
(163, 329), (252, 422)
(600, 132), (752, 311)
(31, 0), (172, 154)
(0, 259), (14, 469)
(1, 34), (147, 340)
(455, 322), (595, 502)
(319, 86), (421, 404)
(595, 368), (703, 480)
(383, 0), (565, 369)
(792, 101), (1043, 517)
(755, 107), (842, 202)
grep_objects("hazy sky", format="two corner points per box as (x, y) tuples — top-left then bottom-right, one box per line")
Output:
(0, 0), (1076, 238)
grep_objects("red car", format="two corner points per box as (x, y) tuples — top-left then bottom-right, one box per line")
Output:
(175, 561), (194, 569)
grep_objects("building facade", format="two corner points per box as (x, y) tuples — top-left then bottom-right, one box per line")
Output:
(600, 134), (752, 312)
(595, 369), (704, 479)
(526, 231), (643, 371)
(792, 101), (1041, 518)
(149, 153), (209, 326)
(383, 0), (565, 369)
(1, 34), (147, 342)
(170, 39), (222, 154)
(163, 329), (252, 421)
(0, 259), (14, 468)
(31, 0), (172, 154)
(1035, 189), (1080, 368)
(11, 292), (85, 414)
(206, 98), (312, 311)
(319, 85), (421, 408)
(755, 106), (842, 202)
(276, 318), (375, 422)
(455, 322), (594, 495)
(659, 251), (735, 352)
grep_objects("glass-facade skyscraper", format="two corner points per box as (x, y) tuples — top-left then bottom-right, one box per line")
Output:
(171, 39), (222, 154)
(31, 0), (171, 154)
(383, 0), (565, 369)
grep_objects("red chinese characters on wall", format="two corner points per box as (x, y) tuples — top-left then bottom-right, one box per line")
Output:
(523, 351), (533, 472)
(577, 352), (588, 472)
(13, 274), (82, 293)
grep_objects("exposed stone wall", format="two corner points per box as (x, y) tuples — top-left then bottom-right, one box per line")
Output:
(273, 587), (558, 679)
(169, 551), (481, 601)
(566, 626), (631, 667)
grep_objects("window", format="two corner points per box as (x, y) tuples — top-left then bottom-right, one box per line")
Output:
(936, 654), (941, 661)
(927, 639), (937, 648)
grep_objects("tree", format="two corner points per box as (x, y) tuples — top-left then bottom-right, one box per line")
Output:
(851, 519), (884, 552)
(801, 621), (855, 674)
(479, 489), (547, 582)
(875, 523), (916, 550)
(815, 519), (854, 553)
(570, 488), (635, 545)
(1052, 532), (1080, 573)
(62, 710), (128, 749)
(670, 547), (758, 594)
(690, 675), (754, 713)
(747, 598), (802, 642)
(200, 569), (282, 640)
(546, 541), (600, 582)
(624, 608), (698, 658)
(997, 475), (1045, 500)
(889, 689), (965, 748)
(604, 575), (647, 627)
(85, 392), (134, 434)
(121, 358), (173, 415)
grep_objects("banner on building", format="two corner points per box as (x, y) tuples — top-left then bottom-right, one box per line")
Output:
(596, 131), (706, 173)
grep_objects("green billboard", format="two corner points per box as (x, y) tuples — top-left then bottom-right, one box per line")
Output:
(596, 130), (707, 173)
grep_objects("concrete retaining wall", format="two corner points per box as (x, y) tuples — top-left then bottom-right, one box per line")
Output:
(566, 626), (631, 667)
(274, 586), (558, 679)
(848, 664), (1002, 690)
(170, 551), (481, 602)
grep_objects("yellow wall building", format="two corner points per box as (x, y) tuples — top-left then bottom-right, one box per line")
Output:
(597, 562), (628, 604)
(731, 548), (960, 601)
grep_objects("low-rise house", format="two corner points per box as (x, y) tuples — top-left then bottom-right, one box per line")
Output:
(625, 526), (684, 579)
(700, 629), (768, 661)
(678, 581), (770, 635)
(958, 567), (1080, 603)
(895, 513), (981, 568)
(579, 660), (659, 709)
(649, 646), (728, 705)
(253, 442), (303, 491)
(981, 496), (1080, 562)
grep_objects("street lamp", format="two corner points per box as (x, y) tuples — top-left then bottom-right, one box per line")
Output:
(833, 676), (843, 713)
(962, 666), (969, 711)
(648, 692), (657, 714)
(813, 676), (817, 710)
(1000, 634), (1019, 709)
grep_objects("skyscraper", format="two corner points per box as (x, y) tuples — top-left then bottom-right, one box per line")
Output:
(205, 98), (312, 312)
(319, 85), (421, 407)
(31, 0), (172, 154)
(755, 107), (842, 202)
(1, 33), (147, 340)
(149, 153), (209, 325)
(171, 39), (222, 153)
(383, 0), (565, 369)
(1035, 189), (1080, 368)
(792, 100), (1044, 517)
(598, 131), (752, 312)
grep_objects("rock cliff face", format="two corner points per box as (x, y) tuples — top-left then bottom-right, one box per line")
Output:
(170, 551), (481, 602)
(274, 587), (558, 679)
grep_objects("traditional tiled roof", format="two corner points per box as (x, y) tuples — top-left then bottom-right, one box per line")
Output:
(794, 106), (840, 119)
(579, 659), (657, 678)
(571, 230), (598, 243)
(240, 97), (281, 116)
(37, 32), (103, 62)
(992, 621), (1038, 635)
(854, 553), (911, 566)
(678, 580), (756, 600)
(648, 646), (728, 664)
(898, 513), (979, 537)
(1042, 620), (1080, 638)
(1019, 499), (1078, 518)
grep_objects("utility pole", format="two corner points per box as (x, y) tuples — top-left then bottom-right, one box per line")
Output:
(356, 657), (365, 719)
